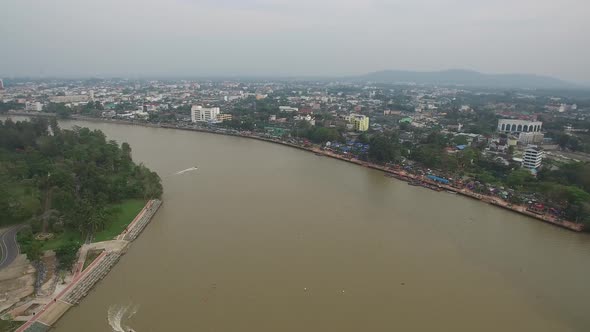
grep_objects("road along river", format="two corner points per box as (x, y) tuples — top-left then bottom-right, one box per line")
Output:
(3, 116), (590, 332)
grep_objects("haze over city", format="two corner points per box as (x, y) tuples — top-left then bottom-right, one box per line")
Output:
(3, 1), (590, 331)
(1, 0), (589, 82)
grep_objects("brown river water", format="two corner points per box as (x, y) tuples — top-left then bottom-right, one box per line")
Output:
(4, 117), (590, 331)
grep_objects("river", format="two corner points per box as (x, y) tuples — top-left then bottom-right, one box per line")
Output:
(4, 117), (590, 331)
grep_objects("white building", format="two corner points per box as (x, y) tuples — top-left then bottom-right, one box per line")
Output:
(191, 105), (220, 123)
(518, 131), (545, 145)
(522, 145), (543, 170)
(25, 101), (43, 111)
(294, 114), (315, 126)
(279, 106), (298, 113)
(498, 119), (542, 133)
(49, 95), (89, 103)
(224, 95), (242, 102)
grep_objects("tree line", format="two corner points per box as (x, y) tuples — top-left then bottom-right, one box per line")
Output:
(0, 118), (163, 261)
(363, 129), (590, 225)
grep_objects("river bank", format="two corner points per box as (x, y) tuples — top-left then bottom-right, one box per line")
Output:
(309, 150), (584, 232)
(5, 111), (586, 232)
(12, 199), (162, 332)
(43, 115), (590, 332)
(83, 115), (586, 233)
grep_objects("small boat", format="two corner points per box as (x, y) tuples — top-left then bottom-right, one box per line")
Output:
(175, 167), (198, 175)
(408, 181), (422, 186)
(446, 190), (457, 195)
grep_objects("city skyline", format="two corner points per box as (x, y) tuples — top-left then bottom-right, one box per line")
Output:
(1, 0), (589, 82)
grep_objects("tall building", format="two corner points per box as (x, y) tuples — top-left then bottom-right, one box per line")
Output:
(0, 79), (4, 90)
(522, 145), (543, 170)
(191, 105), (220, 123)
(348, 114), (369, 132)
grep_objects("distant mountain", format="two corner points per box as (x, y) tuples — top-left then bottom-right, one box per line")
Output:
(355, 69), (581, 89)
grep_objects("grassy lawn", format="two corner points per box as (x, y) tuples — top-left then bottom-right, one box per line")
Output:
(93, 199), (146, 242)
(34, 199), (145, 252)
(0, 319), (23, 332)
(41, 229), (82, 251)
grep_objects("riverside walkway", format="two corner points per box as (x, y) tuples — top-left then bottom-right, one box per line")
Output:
(16, 199), (162, 332)
(119, 199), (162, 241)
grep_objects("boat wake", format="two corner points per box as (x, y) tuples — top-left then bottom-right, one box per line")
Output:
(108, 304), (139, 332)
(175, 167), (198, 175)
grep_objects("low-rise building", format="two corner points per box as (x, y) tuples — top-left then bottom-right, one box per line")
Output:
(101, 110), (116, 118)
(294, 114), (315, 126)
(216, 113), (233, 122)
(279, 106), (298, 113)
(518, 131), (544, 145)
(498, 119), (542, 133)
(49, 95), (89, 103)
(25, 101), (43, 111)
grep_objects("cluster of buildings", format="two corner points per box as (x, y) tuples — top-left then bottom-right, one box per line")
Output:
(494, 119), (545, 171)
(497, 119), (544, 145)
(3, 78), (589, 175)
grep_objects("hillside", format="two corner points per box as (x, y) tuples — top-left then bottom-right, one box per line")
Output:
(356, 69), (580, 89)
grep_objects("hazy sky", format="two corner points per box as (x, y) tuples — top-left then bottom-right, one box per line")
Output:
(1, 0), (589, 81)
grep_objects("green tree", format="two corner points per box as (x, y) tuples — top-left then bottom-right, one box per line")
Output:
(1, 119), (162, 247)
(55, 241), (81, 270)
(506, 169), (535, 189)
(358, 133), (370, 144)
(452, 135), (469, 146)
(369, 134), (399, 163)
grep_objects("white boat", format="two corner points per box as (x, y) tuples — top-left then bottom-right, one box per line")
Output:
(175, 167), (198, 175)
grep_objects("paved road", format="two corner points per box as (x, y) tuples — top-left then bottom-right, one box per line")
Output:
(0, 226), (22, 269)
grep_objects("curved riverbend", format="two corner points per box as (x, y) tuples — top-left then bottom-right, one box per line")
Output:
(7, 112), (586, 232)
(5, 117), (590, 332)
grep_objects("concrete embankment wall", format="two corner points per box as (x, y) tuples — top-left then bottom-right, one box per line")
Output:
(20, 199), (162, 332)
(61, 199), (162, 304)
(124, 200), (162, 241)
(61, 252), (122, 305)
